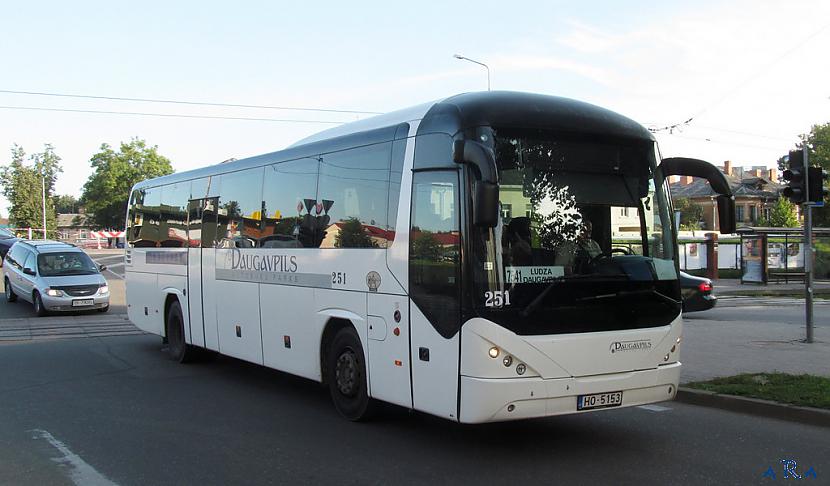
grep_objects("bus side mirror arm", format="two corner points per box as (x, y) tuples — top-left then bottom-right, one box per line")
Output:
(659, 157), (736, 234)
(453, 140), (500, 227)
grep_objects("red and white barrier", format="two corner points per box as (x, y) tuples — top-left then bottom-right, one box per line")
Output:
(89, 231), (125, 239)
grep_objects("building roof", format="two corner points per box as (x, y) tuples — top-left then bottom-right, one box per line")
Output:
(56, 213), (89, 228)
(670, 173), (783, 199)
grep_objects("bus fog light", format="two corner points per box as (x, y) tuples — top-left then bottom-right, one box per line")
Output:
(488, 347), (499, 359)
(502, 355), (513, 367)
(670, 345), (676, 353)
(516, 363), (526, 375)
(507, 404), (515, 412)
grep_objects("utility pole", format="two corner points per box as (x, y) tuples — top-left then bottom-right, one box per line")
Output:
(41, 174), (47, 240)
(802, 145), (814, 343)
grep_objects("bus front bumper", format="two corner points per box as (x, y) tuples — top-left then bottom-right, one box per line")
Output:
(459, 362), (680, 423)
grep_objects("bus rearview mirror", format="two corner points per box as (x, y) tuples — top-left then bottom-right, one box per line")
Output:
(717, 195), (736, 234)
(475, 182), (499, 227)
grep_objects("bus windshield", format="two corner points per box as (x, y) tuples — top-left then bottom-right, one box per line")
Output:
(472, 128), (680, 335)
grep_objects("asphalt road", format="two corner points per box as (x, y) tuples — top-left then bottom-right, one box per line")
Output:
(1, 333), (827, 486)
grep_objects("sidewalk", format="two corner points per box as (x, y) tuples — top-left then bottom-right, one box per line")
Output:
(712, 278), (830, 296)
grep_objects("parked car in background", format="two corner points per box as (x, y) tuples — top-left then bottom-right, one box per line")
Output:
(680, 271), (717, 312)
(0, 228), (20, 262)
(3, 240), (109, 316)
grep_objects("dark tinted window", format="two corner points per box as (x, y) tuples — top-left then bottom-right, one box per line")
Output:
(216, 168), (265, 248)
(160, 182), (189, 247)
(387, 138), (406, 238)
(318, 143), (391, 249)
(409, 171), (461, 338)
(131, 187), (161, 247)
(413, 133), (453, 169)
(261, 158), (319, 248)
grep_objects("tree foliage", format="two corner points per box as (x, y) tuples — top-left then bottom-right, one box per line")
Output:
(0, 144), (62, 235)
(81, 139), (174, 229)
(53, 194), (79, 214)
(673, 197), (704, 230)
(334, 217), (378, 248)
(759, 197), (798, 228)
(411, 230), (441, 260)
(798, 123), (830, 226)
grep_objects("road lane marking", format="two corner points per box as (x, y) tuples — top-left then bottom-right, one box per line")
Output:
(31, 429), (118, 486)
(637, 404), (672, 412)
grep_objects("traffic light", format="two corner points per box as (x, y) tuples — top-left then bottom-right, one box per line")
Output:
(782, 150), (806, 204)
(808, 166), (829, 203)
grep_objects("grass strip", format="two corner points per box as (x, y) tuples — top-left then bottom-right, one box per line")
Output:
(685, 373), (830, 409)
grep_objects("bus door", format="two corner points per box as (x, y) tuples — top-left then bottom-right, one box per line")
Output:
(407, 171), (462, 420)
(187, 197), (220, 351)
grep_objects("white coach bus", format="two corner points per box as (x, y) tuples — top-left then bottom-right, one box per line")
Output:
(125, 91), (735, 423)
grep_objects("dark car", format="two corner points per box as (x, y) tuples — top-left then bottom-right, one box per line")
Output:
(0, 228), (20, 263)
(680, 271), (717, 312)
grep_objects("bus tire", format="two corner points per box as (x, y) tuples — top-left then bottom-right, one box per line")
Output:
(166, 300), (195, 363)
(5, 278), (16, 302)
(327, 326), (374, 421)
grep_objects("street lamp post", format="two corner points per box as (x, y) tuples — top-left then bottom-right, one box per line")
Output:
(41, 174), (47, 240)
(453, 54), (490, 91)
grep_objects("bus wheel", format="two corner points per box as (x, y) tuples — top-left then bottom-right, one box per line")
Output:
(327, 326), (374, 421)
(166, 300), (195, 363)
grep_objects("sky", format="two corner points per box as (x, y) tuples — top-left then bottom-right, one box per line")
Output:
(1, 0), (829, 217)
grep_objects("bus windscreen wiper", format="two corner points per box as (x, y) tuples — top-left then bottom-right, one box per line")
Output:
(576, 288), (680, 306)
(520, 273), (629, 317)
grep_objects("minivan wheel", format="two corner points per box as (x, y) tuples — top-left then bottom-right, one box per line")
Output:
(33, 292), (48, 317)
(5, 278), (16, 302)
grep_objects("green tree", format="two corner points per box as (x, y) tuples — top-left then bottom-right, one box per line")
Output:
(673, 197), (704, 230)
(411, 230), (442, 261)
(759, 197), (798, 227)
(334, 217), (378, 248)
(81, 139), (174, 229)
(53, 194), (79, 213)
(0, 144), (62, 235)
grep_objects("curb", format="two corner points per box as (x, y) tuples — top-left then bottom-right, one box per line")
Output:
(677, 387), (830, 428)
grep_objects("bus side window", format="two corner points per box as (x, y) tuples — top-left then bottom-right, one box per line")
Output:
(133, 187), (161, 248)
(215, 168), (265, 248)
(261, 158), (319, 248)
(409, 171), (461, 338)
(317, 143), (392, 249)
(159, 182), (189, 247)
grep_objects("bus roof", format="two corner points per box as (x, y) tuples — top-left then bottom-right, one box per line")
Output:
(134, 91), (654, 190)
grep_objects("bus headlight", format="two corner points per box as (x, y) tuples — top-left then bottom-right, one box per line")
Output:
(502, 355), (513, 367)
(45, 288), (63, 297)
(516, 363), (526, 375)
(488, 346), (500, 359)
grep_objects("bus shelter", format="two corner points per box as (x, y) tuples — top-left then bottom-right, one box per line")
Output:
(736, 226), (830, 284)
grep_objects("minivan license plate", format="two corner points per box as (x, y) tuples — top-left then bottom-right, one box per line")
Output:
(72, 299), (94, 307)
(577, 391), (623, 410)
